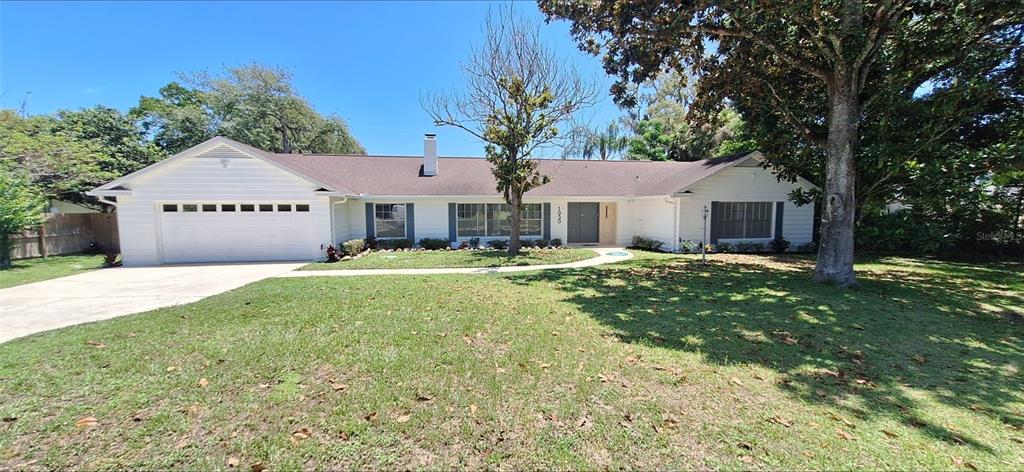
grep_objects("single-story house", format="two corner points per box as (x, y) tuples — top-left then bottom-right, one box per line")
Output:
(89, 135), (816, 266)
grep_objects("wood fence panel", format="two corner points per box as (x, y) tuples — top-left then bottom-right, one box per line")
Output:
(9, 213), (120, 259)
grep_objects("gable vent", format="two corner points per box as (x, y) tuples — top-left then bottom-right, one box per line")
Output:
(196, 144), (252, 159)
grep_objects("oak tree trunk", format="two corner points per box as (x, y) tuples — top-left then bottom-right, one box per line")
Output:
(508, 192), (522, 256)
(814, 75), (859, 287)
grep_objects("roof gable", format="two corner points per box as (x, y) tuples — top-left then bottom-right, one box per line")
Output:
(91, 137), (352, 195)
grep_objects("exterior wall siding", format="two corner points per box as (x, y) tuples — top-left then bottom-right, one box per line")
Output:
(677, 166), (815, 246)
(116, 151), (331, 265)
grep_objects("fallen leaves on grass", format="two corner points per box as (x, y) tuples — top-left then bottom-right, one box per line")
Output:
(331, 383), (348, 391)
(227, 457), (240, 467)
(828, 412), (856, 428)
(881, 429), (899, 438)
(730, 377), (743, 387)
(85, 340), (106, 349)
(290, 427), (312, 443)
(836, 428), (856, 440)
(469, 404), (478, 414)
(166, 366), (178, 372)
(767, 415), (794, 427)
(74, 416), (98, 428)
(396, 414), (411, 423)
(364, 411), (378, 422)
(198, 378), (209, 388)
(251, 462), (266, 472)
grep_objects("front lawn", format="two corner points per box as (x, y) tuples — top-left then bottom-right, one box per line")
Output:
(300, 247), (597, 270)
(0, 253), (106, 289)
(1, 253), (1021, 470)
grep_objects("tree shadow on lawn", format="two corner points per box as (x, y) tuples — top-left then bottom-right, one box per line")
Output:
(510, 255), (1024, 452)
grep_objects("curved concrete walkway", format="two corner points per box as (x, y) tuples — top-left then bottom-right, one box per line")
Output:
(276, 248), (632, 278)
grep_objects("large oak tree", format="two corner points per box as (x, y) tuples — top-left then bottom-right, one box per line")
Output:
(540, 0), (1022, 286)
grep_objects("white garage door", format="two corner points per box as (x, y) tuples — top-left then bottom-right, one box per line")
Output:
(159, 202), (319, 263)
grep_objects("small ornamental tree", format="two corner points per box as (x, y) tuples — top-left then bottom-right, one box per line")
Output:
(0, 168), (45, 268)
(424, 8), (597, 255)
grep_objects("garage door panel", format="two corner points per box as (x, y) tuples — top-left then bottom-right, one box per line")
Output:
(159, 206), (318, 263)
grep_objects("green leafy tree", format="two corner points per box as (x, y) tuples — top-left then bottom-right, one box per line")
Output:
(425, 8), (597, 254)
(131, 82), (216, 154)
(567, 122), (629, 160)
(53, 106), (165, 177)
(541, 0), (1023, 286)
(0, 110), (116, 211)
(133, 65), (366, 155)
(0, 168), (45, 268)
(185, 63), (365, 155)
(626, 119), (675, 161)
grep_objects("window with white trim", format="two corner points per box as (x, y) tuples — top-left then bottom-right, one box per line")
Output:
(374, 203), (407, 238)
(457, 203), (542, 237)
(715, 202), (772, 238)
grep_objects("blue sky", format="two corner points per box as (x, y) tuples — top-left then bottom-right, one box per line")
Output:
(0, 1), (623, 156)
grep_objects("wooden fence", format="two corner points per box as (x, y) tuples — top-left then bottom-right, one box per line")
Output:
(9, 213), (119, 260)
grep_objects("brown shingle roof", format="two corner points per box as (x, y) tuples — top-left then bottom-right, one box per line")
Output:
(263, 152), (753, 197)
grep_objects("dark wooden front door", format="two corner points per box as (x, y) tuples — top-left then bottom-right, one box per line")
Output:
(567, 202), (600, 243)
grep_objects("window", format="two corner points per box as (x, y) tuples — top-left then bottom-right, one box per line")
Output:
(182, 204), (198, 213)
(162, 204), (177, 212)
(457, 203), (542, 237)
(457, 204), (486, 236)
(374, 203), (406, 238)
(278, 204), (292, 212)
(202, 204), (218, 212)
(520, 204), (543, 236)
(295, 204), (310, 212)
(221, 204), (236, 212)
(259, 204), (274, 212)
(715, 202), (772, 239)
(240, 204), (255, 212)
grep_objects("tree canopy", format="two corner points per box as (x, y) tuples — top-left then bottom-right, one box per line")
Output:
(541, 0), (1024, 286)
(133, 64), (366, 155)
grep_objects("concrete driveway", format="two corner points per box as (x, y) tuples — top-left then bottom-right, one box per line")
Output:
(0, 262), (305, 344)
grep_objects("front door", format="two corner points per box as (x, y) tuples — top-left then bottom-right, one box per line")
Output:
(567, 202), (600, 244)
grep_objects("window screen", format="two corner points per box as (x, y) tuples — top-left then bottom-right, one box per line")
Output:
(375, 203), (406, 238)
(714, 202), (772, 238)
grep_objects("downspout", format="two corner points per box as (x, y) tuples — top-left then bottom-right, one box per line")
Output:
(666, 196), (680, 253)
(98, 196), (118, 207)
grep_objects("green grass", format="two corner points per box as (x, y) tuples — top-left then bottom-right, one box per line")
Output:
(300, 248), (597, 270)
(0, 253), (106, 289)
(1, 252), (1021, 470)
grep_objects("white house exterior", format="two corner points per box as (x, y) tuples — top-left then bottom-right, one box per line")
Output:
(90, 136), (816, 266)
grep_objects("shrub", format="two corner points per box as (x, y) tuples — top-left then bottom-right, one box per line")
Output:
(102, 250), (121, 268)
(680, 240), (700, 253)
(535, 238), (549, 248)
(488, 239), (509, 250)
(735, 241), (764, 253)
(770, 237), (791, 253)
(322, 244), (341, 262)
(715, 242), (734, 253)
(342, 238), (366, 256)
(630, 235), (665, 252)
(419, 238), (451, 251)
(378, 238), (413, 250)
(519, 238), (536, 248)
(364, 236), (378, 250)
(550, 238), (563, 248)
